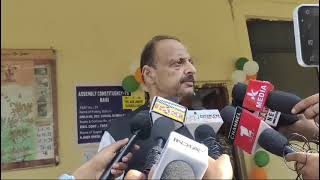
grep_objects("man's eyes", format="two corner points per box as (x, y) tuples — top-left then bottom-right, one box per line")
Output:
(177, 58), (184, 64)
(174, 58), (193, 66)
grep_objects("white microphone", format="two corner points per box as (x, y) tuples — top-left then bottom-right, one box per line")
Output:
(151, 131), (208, 179)
(160, 160), (196, 179)
(184, 109), (224, 139)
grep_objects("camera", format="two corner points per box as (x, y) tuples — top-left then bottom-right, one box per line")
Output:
(293, 4), (319, 67)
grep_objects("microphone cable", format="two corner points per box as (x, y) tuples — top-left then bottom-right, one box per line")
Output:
(282, 133), (319, 180)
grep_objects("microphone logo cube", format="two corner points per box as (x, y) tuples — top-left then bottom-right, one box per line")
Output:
(150, 96), (187, 124)
(228, 107), (261, 154)
(243, 80), (274, 112)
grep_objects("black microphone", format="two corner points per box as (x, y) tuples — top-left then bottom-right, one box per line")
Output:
(232, 82), (302, 114)
(99, 110), (152, 180)
(232, 95), (299, 129)
(232, 83), (299, 130)
(220, 105), (295, 157)
(143, 117), (175, 174)
(195, 125), (222, 159)
(160, 160), (196, 179)
(258, 128), (295, 156)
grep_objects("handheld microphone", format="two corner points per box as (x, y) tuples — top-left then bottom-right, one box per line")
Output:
(195, 125), (222, 159)
(184, 109), (224, 138)
(99, 110), (152, 180)
(258, 128), (295, 156)
(160, 160), (196, 179)
(149, 96), (187, 130)
(151, 131), (208, 179)
(233, 96), (299, 129)
(220, 105), (295, 156)
(232, 80), (302, 114)
(143, 117), (175, 174)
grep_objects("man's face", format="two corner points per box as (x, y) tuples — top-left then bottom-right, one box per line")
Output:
(151, 39), (197, 98)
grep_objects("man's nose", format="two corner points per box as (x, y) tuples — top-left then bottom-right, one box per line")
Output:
(184, 61), (197, 75)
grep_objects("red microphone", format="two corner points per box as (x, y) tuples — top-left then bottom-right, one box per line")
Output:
(232, 80), (302, 114)
(221, 106), (295, 156)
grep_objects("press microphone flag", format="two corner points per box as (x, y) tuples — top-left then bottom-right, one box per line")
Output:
(225, 106), (270, 154)
(149, 96), (187, 129)
(232, 80), (302, 114)
(221, 106), (295, 156)
(242, 80), (274, 112)
(184, 109), (224, 138)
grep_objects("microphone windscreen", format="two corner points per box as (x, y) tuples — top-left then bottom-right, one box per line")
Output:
(160, 160), (195, 179)
(267, 90), (302, 114)
(220, 105), (237, 127)
(258, 128), (290, 157)
(130, 110), (152, 140)
(276, 113), (299, 128)
(152, 117), (175, 141)
(232, 83), (247, 105)
(194, 125), (216, 142)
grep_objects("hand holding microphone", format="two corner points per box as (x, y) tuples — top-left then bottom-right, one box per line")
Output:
(100, 110), (152, 179)
(203, 154), (233, 180)
(292, 93), (319, 123)
(72, 138), (139, 180)
(286, 152), (319, 180)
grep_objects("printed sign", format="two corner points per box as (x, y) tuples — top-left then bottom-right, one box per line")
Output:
(76, 86), (132, 144)
(122, 96), (145, 111)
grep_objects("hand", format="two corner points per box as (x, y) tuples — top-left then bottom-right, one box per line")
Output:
(72, 138), (140, 179)
(278, 114), (319, 141)
(203, 154), (233, 180)
(124, 166), (155, 179)
(124, 169), (147, 180)
(292, 93), (319, 123)
(286, 152), (319, 180)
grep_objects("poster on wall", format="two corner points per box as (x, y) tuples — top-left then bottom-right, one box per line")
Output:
(1, 49), (59, 170)
(76, 86), (145, 144)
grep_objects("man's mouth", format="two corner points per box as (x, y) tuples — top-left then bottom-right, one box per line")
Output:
(183, 81), (194, 87)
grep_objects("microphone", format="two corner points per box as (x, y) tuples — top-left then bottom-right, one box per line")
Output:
(258, 128), (295, 156)
(160, 160), (196, 179)
(184, 109), (224, 138)
(99, 110), (152, 180)
(233, 96), (299, 129)
(220, 105), (295, 156)
(232, 80), (302, 114)
(149, 96), (187, 130)
(151, 131), (208, 179)
(143, 117), (176, 174)
(195, 125), (222, 159)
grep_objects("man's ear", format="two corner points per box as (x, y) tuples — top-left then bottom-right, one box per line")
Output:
(142, 65), (156, 85)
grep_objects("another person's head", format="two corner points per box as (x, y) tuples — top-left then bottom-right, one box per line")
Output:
(140, 35), (197, 102)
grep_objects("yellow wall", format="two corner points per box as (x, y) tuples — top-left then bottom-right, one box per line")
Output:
(1, 0), (317, 179)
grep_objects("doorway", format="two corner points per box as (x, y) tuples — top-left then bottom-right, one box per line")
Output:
(247, 20), (318, 98)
